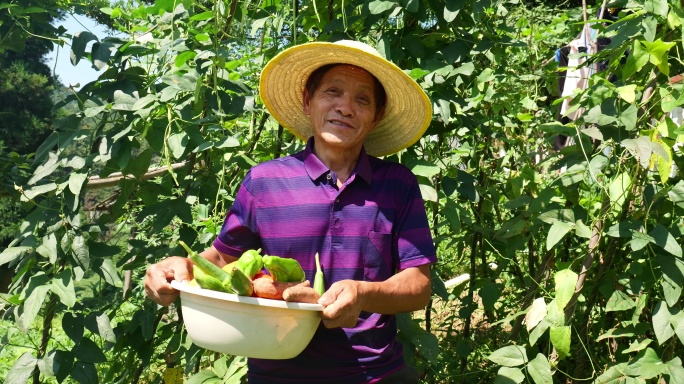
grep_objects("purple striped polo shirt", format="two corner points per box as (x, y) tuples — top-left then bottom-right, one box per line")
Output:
(213, 138), (437, 383)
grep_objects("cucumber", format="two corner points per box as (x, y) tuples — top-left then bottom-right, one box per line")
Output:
(180, 241), (230, 282)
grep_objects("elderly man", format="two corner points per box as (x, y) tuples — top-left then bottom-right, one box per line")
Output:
(144, 40), (436, 384)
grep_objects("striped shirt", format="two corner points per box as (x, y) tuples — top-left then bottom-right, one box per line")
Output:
(213, 138), (437, 383)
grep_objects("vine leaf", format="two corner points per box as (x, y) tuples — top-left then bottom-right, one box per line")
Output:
(73, 338), (107, 364)
(527, 353), (553, 384)
(6, 352), (38, 384)
(487, 345), (528, 367)
(622, 339), (652, 354)
(623, 348), (666, 379)
(607, 172), (632, 213)
(606, 291), (636, 312)
(494, 366), (524, 383)
(652, 301), (675, 344)
(51, 270), (76, 308)
(554, 269), (578, 310)
(525, 297), (547, 332)
(549, 326), (571, 359)
(0, 246), (32, 267)
(666, 358), (684, 383)
(546, 221), (574, 251)
(649, 224), (683, 257)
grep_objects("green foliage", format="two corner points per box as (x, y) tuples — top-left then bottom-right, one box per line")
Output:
(1, 0), (684, 383)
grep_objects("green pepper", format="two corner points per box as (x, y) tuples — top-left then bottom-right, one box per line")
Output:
(314, 252), (325, 295)
(262, 255), (305, 282)
(235, 249), (263, 279)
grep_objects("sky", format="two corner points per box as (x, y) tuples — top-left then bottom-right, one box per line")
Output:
(46, 14), (114, 89)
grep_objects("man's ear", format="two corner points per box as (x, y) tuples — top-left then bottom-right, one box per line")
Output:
(372, 106), (386, 127)
(302, 89), (311, 115)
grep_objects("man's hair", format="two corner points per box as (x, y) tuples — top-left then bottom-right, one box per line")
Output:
(305, 63), (387, 119)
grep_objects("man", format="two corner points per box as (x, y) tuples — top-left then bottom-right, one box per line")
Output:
(144, 40), (437, 383)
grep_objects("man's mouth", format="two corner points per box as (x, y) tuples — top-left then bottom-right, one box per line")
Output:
(328, 119), (353, 128)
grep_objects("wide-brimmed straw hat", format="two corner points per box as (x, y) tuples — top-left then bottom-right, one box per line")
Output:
(259, 40), (432, 157)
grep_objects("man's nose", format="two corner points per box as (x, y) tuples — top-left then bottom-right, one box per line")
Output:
(335, 94), (354, 116)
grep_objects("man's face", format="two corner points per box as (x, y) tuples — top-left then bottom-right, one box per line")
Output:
(303, 65), (384, 155)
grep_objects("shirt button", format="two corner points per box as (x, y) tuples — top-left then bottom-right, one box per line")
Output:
(335, 198), (340, 203)
(326, 174), (332, 180)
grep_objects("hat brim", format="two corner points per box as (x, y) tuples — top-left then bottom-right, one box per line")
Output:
(259, 42), (432, 157)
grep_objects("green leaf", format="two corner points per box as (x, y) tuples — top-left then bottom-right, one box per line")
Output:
(630, 231), (654, 251)
(411, 330), (439, 362)
(554, 269), (578, 310)
(668, 180), (684, 206)
(597, 326), (636, 341)
(657, 254), (684, 307)
(623, 40), (649, 80)
(480, 283), (501, 311)
(97, 258), (123, 287)
(546, 221), (574, 251)
(653, 301), (675, 344)
(0, 246), (32, 267)
(51, 270), (76, 308)
(595, 363), (628, 383)
(190, 10), (214, 20)
(580, 126), (603, 141)
(408, 159), (441, 178)
(607, 172), (632, 213)
(494, 366), (525, 383)
(73, 338), (107, 363)
(187, 369), (219, 383)
(94, 313), (116, 343)
(70, 31), (98, 66)
(622, 339), (652, 354)
(525, 297), (547, 332)
(36, 233), (58, 264)
(645, 0), (668, 17)
(617, 84), (637, 103)
(68, 172), (88, 197)
(666, 357), (684, 383)
(644, 38), (676, 75)
(487, 345), (528, 367)
(6, 352), (38, 384)
(175, 50), (197, 67)
(19, 283), (50, 331)
(63, 312), (84, 344)
(71, 235), (90, 270)
(70, 361), (98, 384)
(549, 326), (571, 359)
(537, 209), (575, 224)
(168, 132), (189, 159)
(649, 224), (683, 257)
(606, 290), (636, 312)
(624, 348), (666, 379)
(527, 353), (553, 384)
(368, 0), (397, 14)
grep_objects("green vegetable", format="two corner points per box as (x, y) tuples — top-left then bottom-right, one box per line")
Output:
(314, 252), (325, 295)
(228, 266), (254, 296)
(193, 265), (227, 292)
(262, 255), (305, 282)
(181, 241), (248, 295)
(235, 249), (263, 279)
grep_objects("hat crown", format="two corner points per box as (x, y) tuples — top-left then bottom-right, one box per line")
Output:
(333, 40), (383, 59)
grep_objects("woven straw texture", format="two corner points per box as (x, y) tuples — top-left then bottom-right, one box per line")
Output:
(259, 41), (432, 157)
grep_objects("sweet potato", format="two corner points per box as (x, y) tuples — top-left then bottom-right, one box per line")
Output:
(282, 285), (321, 304)
(252, 277), (310, 300)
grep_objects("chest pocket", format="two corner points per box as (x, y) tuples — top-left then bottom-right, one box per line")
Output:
(364, 231), (394, 281)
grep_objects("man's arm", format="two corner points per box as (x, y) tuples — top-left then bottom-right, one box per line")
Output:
(318, 264), (432, 328)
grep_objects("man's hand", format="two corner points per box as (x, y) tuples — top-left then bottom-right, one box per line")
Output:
(318, 280), (365, 328)
(144, 256), (193, 306)
(317, 265), (432, 329)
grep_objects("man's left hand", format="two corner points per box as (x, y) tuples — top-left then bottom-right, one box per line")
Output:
(318, 280), (364, 328)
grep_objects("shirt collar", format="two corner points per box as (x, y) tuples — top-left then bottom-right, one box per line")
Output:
(303, 137), (373, 186)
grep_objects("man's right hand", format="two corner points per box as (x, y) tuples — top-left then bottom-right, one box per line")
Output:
(144, 256), (194, 306)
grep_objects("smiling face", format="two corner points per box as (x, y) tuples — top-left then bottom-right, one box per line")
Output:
(302, 64), (385, 157)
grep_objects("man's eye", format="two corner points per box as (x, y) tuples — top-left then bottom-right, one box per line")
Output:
(357, 97), (371, 105)
(325, 88), (339, 95)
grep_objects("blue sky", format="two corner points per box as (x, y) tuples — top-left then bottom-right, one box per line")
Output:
(47, 14), (113, 89)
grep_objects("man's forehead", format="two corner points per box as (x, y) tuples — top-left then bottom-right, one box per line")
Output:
(319, 64), (375, 84)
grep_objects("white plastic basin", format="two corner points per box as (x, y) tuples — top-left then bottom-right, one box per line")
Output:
(171, 280), (323, 359)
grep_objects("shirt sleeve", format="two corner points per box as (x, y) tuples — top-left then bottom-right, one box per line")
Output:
(393, 168), (438, 270)
(213, 171), (262, 257)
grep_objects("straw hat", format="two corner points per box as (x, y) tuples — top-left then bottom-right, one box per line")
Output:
(259, 40), (432, 157)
